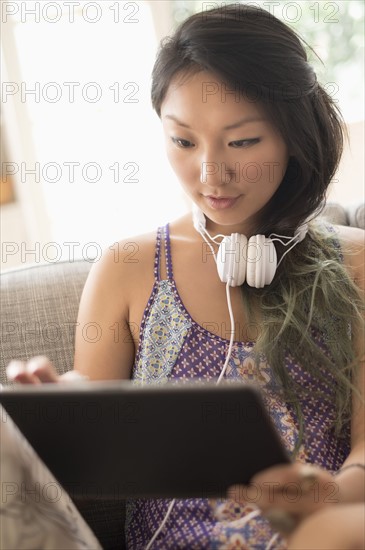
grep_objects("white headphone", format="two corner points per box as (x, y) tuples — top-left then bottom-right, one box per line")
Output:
(192, 203), (307, 288)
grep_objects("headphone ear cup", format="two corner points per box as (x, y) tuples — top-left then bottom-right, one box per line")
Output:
(217, 234), (247, 287)
(264, 238), (277, 285)
(246, 235), (277, 288)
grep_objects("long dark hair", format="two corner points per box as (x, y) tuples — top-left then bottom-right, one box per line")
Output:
(150, 4), (363, 451)
(151, 3), (344, 235)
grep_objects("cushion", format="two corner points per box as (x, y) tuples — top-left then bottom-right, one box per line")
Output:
(0, 260), (92, 385)
(347, 202), (365, 230)
(320, 202), (348, 226)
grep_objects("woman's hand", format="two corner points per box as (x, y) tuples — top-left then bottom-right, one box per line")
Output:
(6, 356), (87, 384)
(227, 462), (340, 535)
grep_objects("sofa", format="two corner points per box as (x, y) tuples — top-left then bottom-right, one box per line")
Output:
(0, 201), (363, 549)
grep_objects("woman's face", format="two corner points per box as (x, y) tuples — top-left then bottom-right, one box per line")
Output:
(161, 70), (289, 236)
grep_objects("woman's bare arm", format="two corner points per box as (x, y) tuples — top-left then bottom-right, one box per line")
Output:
(6, 237), (145, 384)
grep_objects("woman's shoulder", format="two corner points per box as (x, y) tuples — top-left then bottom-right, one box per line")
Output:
(87, 214), (192, 285)
(93, 228), (160, 282)
(333, 223), (365, 248)
(306, 220), (364, 290)
(77, 227), (162, 328)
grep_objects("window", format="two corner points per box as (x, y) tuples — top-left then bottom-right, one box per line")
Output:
(1, 1), (184, 268)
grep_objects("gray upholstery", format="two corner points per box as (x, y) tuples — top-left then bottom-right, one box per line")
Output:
(347, 202), (365, 229)
(0, 260), (92, 385)
(0, 202), (363, 548)
(321, 201), (364, 228)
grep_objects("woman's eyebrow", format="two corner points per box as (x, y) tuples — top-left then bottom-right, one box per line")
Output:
(163, 114), (265, 130)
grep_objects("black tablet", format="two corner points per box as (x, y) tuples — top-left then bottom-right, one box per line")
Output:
(0, 380), (290, 499)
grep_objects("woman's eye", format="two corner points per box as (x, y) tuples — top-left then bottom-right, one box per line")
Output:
(229, 138), (260, 148)
(171, 137), (194, 148)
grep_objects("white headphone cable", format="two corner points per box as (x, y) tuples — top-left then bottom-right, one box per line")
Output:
(144, 498), (176, 550)
(217, 279), (235, 383)
(265, 532), (280, 550)
(145, 213), (308, 547)
(145, 219), (308, 547)
(196, 223), (225, 264)
(274, 238), (301, 268)
(270, 224), (308, 268)
(144, 274), (236, 550)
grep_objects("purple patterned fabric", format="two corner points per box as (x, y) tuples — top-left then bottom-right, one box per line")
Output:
(125, 224), (350, 549)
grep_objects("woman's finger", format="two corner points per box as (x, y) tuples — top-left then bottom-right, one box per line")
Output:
(26, 356), (59, 382)
(6, 360), (40, 384)
(6, 357), (59, 384)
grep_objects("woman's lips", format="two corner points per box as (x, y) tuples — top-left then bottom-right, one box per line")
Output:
(204, 195), (240, 210)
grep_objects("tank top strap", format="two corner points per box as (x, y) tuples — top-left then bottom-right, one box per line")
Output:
(153, 226), (164, 282)
(163, 223), (174, 281)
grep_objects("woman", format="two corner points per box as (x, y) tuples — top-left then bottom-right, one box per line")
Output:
(6, 4), (364, 549)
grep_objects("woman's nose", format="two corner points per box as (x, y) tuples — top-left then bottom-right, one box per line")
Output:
(200, 160), (237, 186)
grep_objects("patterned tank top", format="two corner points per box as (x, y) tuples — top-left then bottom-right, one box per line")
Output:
(125, 223), (350, 549)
